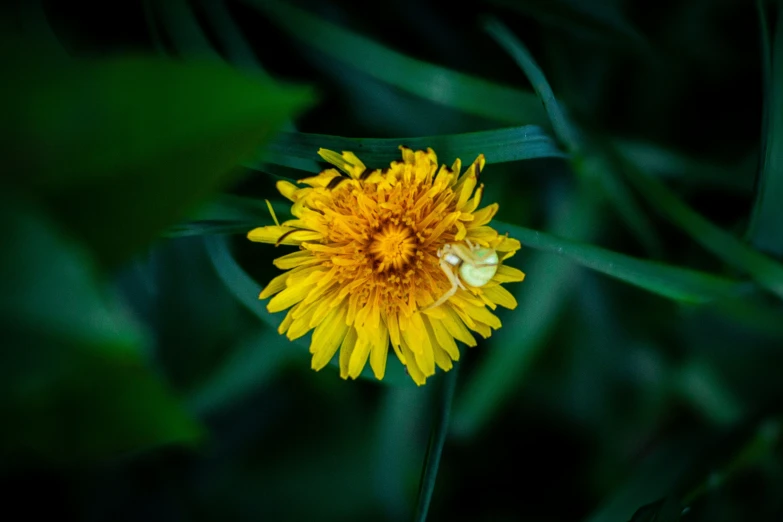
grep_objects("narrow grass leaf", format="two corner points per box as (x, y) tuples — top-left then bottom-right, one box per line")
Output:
(747, 3), (783, 256)
(413, 366), (459, 522)
(484, 16), (579, 151)
(613, 148), (783, 300)
(495, 220), (747, 303)
(242, 0), (548, 125)
(485, 17), (661, 255)
(256, 126), (565, 171)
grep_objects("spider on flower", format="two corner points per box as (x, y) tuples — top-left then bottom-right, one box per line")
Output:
(424, 239), (499, 311)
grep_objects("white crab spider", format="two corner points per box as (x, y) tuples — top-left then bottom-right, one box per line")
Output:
(424, 239), (499, 311)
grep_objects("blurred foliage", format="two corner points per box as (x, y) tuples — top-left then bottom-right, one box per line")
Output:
(2, 0), (783, 521)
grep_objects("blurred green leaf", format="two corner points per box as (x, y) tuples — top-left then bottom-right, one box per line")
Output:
(747, 3), (783, 256)
(205, 234), (283, 332)
(244, 0), (549, 125)
(613, 148), (783, 301)
(490, 0), (649, 51)
(188, 328), (297, 415)
(584, 428), (710, 522)
(614, 139), (755, 193)
(255, 125), (565, 172)
(5, 54), (314, 268)
(0, 190), (203, 463)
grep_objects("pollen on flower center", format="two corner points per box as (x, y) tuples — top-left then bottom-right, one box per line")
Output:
(368, 224), (417, 272)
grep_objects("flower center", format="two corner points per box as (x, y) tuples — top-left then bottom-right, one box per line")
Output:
(369, 224), (417, 272)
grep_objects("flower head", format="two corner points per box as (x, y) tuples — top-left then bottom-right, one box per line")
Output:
(248, 146), (525, 385)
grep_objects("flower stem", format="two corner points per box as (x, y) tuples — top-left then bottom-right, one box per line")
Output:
(413, 364), (460, 522)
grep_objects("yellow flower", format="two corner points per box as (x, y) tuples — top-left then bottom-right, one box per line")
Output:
(248, 146), (525, 385)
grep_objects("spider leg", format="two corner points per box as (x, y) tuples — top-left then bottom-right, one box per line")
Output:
(422, 258), (461, 311)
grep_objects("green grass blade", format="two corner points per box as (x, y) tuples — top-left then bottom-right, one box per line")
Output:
(494, 220), (748, 303)
(747, 3), (783, 256)
(484, 17), (661, 255)
(373, 387), (428, 521)
(242, 0), (548, 125)
(413, 366), (459, 522)
(255, 126), (565, 171)
(613, 147), (783, 300)
(483, 16), (579, 151)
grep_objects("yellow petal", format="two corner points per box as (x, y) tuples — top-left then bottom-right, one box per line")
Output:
(470, 204), (498, 228)
(441, 306), (477, 347)
(299, 169), (342, 187)
(467, 226), (498, 244)
(272, 251), (320, 270)
(267, 281), (315, 313)
(386, 312), (404, 363)
(276, 180), (299, 201)
(433, 344), (453, 372)
(348, 334), (371, 379)
(339, 327), (358, 379)
(455, 172), (477, 209)
(400, 338), (426, 386)
(460, 302), (502, 330)
(308, 291), (344, 329)
(369, 321), (390, 380)
(494, 235), (521, 253)
(247, 226), (322, 245)
(399, 312), (429, 355)
(482, 284), (518, 309)
(495, 264), (526, 283)
(426, 316), (460, 361)
(277, 310), (294, 336)
(286, 303), (318, 341)
(311, 306), (349, 371)
(259, 271), (289, 300)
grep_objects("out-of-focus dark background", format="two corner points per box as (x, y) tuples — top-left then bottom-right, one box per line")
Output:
(2, 0), (783, 520)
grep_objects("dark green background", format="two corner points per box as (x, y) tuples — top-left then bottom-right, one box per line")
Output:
(2, 0), (783, 520)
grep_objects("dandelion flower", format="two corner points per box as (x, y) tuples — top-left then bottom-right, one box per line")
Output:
(248, 146), (525, 385)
